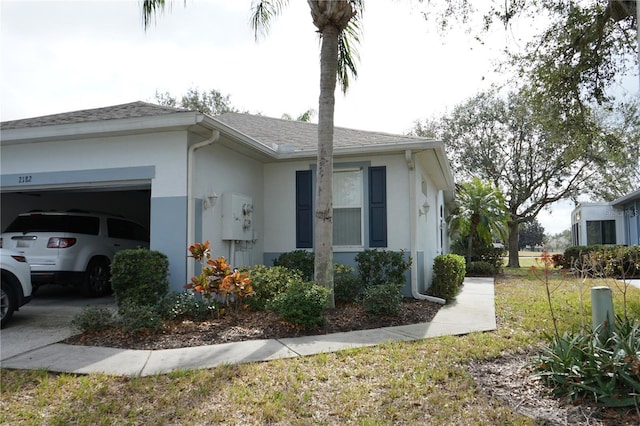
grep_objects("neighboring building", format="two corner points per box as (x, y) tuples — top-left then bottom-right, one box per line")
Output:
(0, 102), (456, 296)
(571, 188), (640, 246)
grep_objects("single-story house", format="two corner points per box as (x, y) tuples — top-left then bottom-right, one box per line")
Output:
(0, 101), (456, 297)
(570, 188), (640, 246)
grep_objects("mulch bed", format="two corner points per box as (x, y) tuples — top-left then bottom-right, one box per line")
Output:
(64, 298), (442, 350)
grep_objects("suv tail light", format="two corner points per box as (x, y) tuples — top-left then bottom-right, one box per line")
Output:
(47, 237), (77, 248)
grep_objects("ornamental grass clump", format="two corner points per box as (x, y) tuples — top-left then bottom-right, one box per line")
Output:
(533, 317), (640, 408)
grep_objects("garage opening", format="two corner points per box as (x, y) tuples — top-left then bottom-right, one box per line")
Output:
(1, 186), (151, 232)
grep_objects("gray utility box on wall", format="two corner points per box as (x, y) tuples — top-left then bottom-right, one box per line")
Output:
(221, 192), (253, 241)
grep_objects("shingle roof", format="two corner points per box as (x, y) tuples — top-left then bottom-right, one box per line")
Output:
(0, 101), (189, 130)
(1, 103), (433, 151)
(215, 113), (431, 150)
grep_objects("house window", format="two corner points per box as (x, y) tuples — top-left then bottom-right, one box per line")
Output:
(295, 166), (387, 249)
(586, 220), (616, 245)
(333, 168), (363, 246)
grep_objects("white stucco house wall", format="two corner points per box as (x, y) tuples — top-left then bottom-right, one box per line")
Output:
(1, 102), (456, 296)
(571, 188), (640, 246)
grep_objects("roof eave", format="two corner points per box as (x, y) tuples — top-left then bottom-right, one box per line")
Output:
(273, 140), (443, 160)
(0, 111), (202, 144)
(611, 188), (640, 206)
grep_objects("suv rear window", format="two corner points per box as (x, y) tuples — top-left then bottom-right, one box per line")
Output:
(107, 218), (149, 242)
(4, 214), (100, 235)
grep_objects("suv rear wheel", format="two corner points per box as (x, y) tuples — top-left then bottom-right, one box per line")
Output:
(1, 284), (16, 327)
(82, 258), (111, 297)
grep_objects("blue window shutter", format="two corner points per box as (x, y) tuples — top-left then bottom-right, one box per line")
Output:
(369, 166), (387, 247)
(296, 170), (313, 248)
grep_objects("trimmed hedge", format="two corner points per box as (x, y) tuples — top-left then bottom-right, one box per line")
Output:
(110, 249), (169, 309)
(432, 254), (466, 302)
(466, 261), (497, 277)
(355, 249), (411, 289)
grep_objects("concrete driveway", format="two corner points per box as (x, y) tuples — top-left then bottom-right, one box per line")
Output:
(0, 286), (115, 361)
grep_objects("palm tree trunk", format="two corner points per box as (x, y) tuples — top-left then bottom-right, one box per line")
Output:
(467, 214), (480, 264)
(507, 220), (521, 268)
(314, 25), (340, 308)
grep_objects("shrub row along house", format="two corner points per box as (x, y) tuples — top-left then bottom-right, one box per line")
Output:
(1, 102), (456, 296)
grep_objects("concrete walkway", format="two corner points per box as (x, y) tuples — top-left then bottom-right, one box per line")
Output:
(1, 277), (496, 377)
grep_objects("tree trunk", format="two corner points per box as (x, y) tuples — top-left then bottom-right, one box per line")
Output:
(314, 25), (340, 308)
(507, 220), (520, 268)
(467, 213), (480, 264)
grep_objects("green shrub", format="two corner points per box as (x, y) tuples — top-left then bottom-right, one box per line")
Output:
(465, 261), (496, 277)
(111, 249), (169, 309)
(333, 263), (363, 303)
(245, 265), (302, 310)
(267, 280), (330, 328)
(534, 317), (640, 407)
(359, 282), (404, 317)
(160, 291), (217, 321)
(432, 254), (466, 302)
(118, 301), (163, 333)
(355, 249), (411, 289)
(451, 237), (505, 273)
(273, 250), (315, 281)
(70, 306), (117, 333)
(605, 245), (640, 278)
(563, 245), (640, 278)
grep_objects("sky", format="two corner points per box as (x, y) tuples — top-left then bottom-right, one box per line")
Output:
(0, 0), (636, 235)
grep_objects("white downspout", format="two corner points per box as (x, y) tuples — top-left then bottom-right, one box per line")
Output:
(406, 150), (446, 305)
(187, 130), (220, 283)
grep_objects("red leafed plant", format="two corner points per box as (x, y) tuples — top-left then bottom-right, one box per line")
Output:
(185, 241), (254, 312)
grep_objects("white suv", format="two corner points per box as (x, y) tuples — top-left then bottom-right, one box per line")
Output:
(1, 211), (149, 297)
(1, 248), (33, 327)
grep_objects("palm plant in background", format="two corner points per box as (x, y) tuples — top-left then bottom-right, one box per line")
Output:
(142, 0), (364, 308)
(448, 177), (507, 264)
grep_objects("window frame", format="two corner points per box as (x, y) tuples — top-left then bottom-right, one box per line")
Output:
(332, 167), (364, 250)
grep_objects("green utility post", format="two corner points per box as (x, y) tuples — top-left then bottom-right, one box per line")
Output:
(591, 286), (615, 339)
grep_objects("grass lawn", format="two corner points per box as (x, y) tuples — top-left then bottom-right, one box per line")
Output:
(504, 250), (561, 268)
(2, 268), (639, 425)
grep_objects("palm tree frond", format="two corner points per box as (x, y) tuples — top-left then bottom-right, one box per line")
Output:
(336, 15), (362, 93)
(142, 0), (167, 30)
(250, 0), (289, 40)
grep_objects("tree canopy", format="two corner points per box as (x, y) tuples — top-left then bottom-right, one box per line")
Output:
(519, 219), (545, 250)
(153, 87), (238, 116)
(412, 89), (636, 267)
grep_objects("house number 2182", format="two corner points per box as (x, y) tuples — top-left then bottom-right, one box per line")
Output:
(18, 175), (32, 183)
